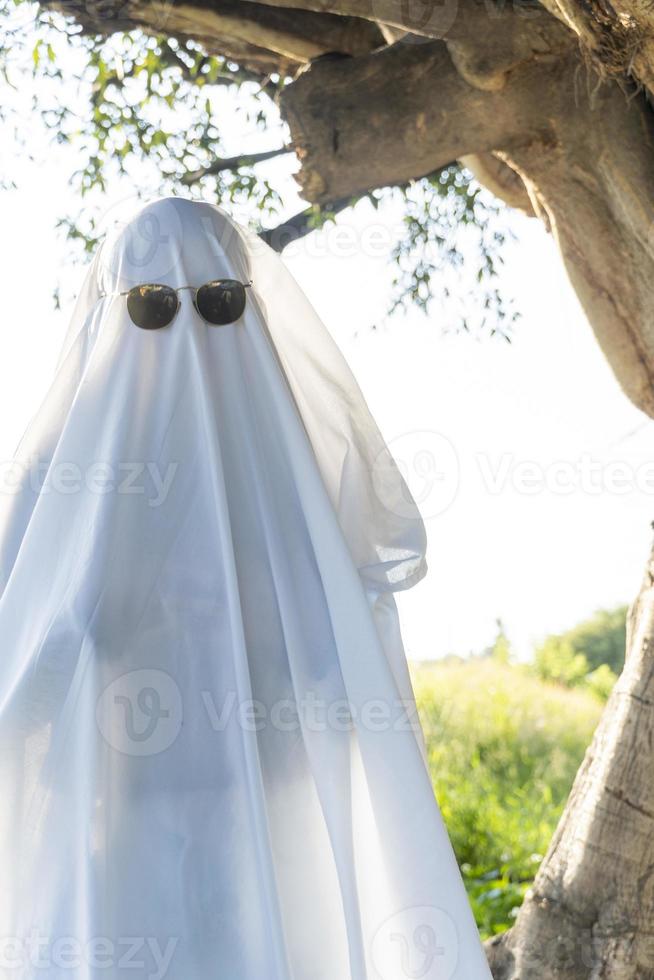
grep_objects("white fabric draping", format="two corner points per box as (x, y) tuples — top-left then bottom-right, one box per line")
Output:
(0, 198), (491, 980)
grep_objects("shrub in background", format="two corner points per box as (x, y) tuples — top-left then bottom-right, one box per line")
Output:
(533, 605), (626, 699)
(412, 659), (602, 937)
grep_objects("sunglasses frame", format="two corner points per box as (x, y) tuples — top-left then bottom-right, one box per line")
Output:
(102, 278), (253, 330)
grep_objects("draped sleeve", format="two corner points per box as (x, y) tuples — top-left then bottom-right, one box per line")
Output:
(241, 225), (427, 593)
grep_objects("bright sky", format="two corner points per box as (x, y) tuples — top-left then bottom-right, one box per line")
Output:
(1, 26), (652, 661)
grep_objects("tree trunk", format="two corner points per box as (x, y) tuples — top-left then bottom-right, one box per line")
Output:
(486, 535), (654, 978)
(281, 37), (654, 417)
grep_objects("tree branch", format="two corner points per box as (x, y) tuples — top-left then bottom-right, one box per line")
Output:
(278, 22), (654, 419)
(237, 0), (469, 39)
(538, 0), (654, 95)
(460, 153), (536, 216)
(259, 196), (353, 251)
(180, 145), (292, 185)
(239, 0), (571, 47)
(280, 38), (562, 203)
(157, 41), (281, 99)
(241, 0), (654, 97)
(43, 0), (384, 72)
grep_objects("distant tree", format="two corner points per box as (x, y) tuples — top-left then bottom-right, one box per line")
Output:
(534, 636), (590, 688)
(584, 664), (619, 702)
(562, 605), (627, 675)
(535, 606), (627, 685)
(489, 617), (512, 665)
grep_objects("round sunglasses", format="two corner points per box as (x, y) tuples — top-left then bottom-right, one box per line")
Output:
(102, 279), (253, 331)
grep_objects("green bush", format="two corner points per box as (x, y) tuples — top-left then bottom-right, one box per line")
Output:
(585, 663), (619, 701)
(412, 659), (602, 938)
(532, 606), (626, 699)
(534, 636), (590, 687)
(563, 606), (627, 674)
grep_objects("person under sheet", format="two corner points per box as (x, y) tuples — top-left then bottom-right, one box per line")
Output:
(0, 197), (492, 980)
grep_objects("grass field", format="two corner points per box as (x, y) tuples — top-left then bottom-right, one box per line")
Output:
(411, 658), (603, 937)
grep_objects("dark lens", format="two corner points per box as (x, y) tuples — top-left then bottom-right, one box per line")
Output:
(195, 280), (246, 326)
(126, 284), (179, 330)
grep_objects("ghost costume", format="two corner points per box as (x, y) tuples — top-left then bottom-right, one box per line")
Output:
(0, 198), (492, 980)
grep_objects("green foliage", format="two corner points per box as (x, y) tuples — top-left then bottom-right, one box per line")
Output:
(487, 617), (512, 663)
(412, 659), (602, 937)
(585, 663), (619, 701)
(1, 0), (517, 332)
(412, 609), (624, 934)
(560, 605), (627, 674)
(534, 636), (591, 688)
(2, 2), (286, 250)
(532, 605), (626, 699)
(389, 168), (517, 339)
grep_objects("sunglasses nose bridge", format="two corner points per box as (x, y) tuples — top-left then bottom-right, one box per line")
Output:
(188, 289), (202, 320)
(173, 286), (197, 309)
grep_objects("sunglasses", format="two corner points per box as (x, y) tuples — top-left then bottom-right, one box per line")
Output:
(103, 279), (253, 331)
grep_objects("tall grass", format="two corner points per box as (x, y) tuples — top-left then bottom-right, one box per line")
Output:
(412, 659), (603, 937)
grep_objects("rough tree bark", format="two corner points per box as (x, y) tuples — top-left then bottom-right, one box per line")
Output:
(34, 0), (654, 976)
(280, 32), (654, 418)
(487, 541), (654, 979)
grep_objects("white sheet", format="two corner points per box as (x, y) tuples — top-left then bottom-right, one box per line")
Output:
(0, 198), (491, 980)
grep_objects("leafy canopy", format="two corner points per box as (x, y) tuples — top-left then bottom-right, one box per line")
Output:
(1, 0), (517, 333)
